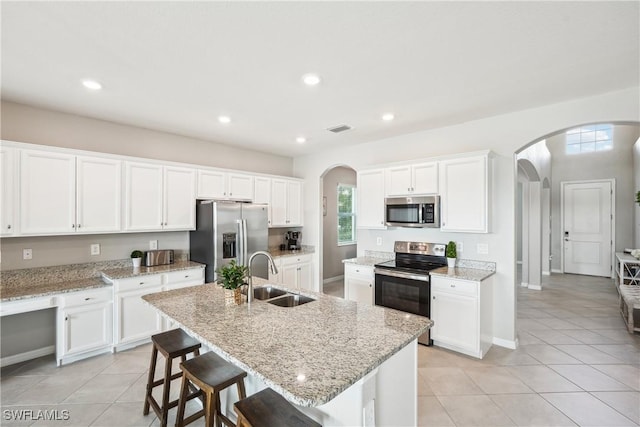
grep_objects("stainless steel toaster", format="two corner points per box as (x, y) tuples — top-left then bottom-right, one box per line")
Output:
(143, 250), (174, 267)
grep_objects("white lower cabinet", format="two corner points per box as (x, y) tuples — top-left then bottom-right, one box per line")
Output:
(112, 274), (164, 351)
(271, 254), (313, 291)
(344, 264), (373, 304)
(430, 275), (493, 359)
(162, 268), (205, 329)
(57, 287), (113, 365)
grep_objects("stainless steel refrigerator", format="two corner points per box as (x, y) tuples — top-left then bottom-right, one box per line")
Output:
(190, 200), (269, 283)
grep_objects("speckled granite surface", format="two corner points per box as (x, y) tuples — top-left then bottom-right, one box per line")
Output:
(342, 250), (393, 267)
(101, 261), (204, 281)
(456, 259), (496, 271)
(142, 277), (432, 407)
(1, 259), (204, 302)
(430, 266), (495, 281)
(268, 246), (315, 258)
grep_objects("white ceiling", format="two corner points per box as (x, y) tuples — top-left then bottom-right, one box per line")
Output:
(2, 2), (638, 157)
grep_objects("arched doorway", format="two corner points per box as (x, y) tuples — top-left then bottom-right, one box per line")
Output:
(319, 165), (357, 296)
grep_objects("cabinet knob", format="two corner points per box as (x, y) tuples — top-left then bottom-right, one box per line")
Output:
(65, 316), (69, 321)
(72, 224), (75, 228)
(77, 224), (81, 228)
(451, 284), (455, 288)
(7, 225), (11, 229)
(433, 296), (436, 300)
(139, 282), (145, 285)
(84, 297), (92, 301)
(230, 192), (233, 196)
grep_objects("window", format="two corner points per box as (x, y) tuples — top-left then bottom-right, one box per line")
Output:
(565, 124), (613, 154)
(337, 184), (356, 245)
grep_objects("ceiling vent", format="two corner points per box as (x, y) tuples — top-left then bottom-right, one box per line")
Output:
(327, 124), (353, 134)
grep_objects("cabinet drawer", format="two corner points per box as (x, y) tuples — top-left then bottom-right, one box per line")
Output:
(165, 268), (204, 285)
(115, 274), (163, 292)
(63, 287), (112, 307)
(345, 264), (373, 279)
(431, 277), (478, 297)
(281, 254), (312, 266)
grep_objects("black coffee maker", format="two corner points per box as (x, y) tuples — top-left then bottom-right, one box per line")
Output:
(285, 231), (301, 250)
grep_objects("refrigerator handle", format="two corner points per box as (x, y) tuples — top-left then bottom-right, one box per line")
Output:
(237, 219), (244, 266)
(242, 219), (249, 267)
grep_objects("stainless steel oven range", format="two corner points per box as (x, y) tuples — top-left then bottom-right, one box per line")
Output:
(374, 241), (447, 346)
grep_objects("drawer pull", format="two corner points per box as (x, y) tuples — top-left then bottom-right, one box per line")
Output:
(451, 284), (456, 288)
(84, 297), (93, 301)
(184, 275), (190, 278)
(139, 282), (145, 285)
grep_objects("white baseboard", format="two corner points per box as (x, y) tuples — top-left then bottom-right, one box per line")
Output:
(493, 337), (518, 349)
(323, 275), (343, 285)
(551, 268), (563, 274)
(0, 345), (55, 367)
(528, 284), (542, 291)
(542, 270), (551, 276)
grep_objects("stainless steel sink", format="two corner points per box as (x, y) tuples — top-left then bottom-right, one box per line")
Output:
(267, 294), (315, 307)
(243, 286), (288, 300)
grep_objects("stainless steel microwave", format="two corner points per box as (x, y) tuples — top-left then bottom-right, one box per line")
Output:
(385, 196), (440, 228)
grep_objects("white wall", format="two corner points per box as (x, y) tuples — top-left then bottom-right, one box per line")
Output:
(547, 124), (640, 271)
(1, 101), (293, 175)
(322, 167), (357, 282)
(293, 87), (639, 347)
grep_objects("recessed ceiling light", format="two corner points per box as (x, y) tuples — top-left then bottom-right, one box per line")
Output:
(218, 115), (231, 124)
(296, 136), (306, 144)
(382, 113), (395, 121)
(82, 79), (102, 90)
(302, 73), (321, 86)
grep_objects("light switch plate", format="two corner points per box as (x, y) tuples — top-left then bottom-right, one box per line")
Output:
(376, 237), (383, 246)
(91, 244), (100, 255)
(477, 243), (489, 255)
(149, 240), (158, 250)
(23, 248), (32, 260)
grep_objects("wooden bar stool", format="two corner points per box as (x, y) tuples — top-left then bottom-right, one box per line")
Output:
(143, 328), (202, 427)
(175, 351), (248, 427)
(234, 388), (321, 427)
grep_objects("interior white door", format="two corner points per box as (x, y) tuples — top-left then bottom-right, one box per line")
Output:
(563, 181), (613, 277)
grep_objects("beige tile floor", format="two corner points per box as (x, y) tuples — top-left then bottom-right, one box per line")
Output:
(1, 273), (638, 426)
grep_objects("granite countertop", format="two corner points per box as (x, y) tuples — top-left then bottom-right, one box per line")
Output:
(268, 246), (315, 258)
(101, 261), (204, 281)
(430, 266), (495, 281)
(342, 256), (392, 267)
(1, 277), (110, 302)
(142, 277), (432, 407)
(1, 260), (205, 302)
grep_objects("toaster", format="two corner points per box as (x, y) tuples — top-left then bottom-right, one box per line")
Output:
(143, 250), (174, 267)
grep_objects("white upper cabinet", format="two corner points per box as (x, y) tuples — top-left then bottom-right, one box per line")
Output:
(163, 166), (196, 230)
(0, 147), (17, 236)
(126, 162), (195, 231)
(439, 155), (490, 233)
(227, 173), (254, 200)
(197, 169), (226, 199)
(385, 162), (438, 196)
(125, 162), (163, 231)
(357, 169), (386, 229)
(254, 176), (272, 226)
(271, 179), (303, 227)
(20, 149), (122, 236)
(197, 169), (254, 201)
(76, 156), (121, 233)
(21, 150), (76, 235)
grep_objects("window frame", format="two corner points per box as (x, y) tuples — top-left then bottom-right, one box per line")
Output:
(565, 124), (613, 155)
(337, 183), (356, 246)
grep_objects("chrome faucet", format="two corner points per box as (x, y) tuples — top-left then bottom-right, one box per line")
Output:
(247, 251), (279, 304)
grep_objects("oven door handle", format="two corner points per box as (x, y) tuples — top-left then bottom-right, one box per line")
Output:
(374, 268), (430, 282)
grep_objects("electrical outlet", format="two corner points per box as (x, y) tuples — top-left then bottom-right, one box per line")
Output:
(477, 243), (489, 255)
(23, 248), (32, 260)
(149, 240), (158, 250)
(90, 244), (101, 255)
(376, 237), (383, 246)
(457, 242), (464, 253)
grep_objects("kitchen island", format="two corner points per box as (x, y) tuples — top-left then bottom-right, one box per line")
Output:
(142, 277), (432, 426)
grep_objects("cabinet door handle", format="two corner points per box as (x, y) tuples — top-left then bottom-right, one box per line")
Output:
(84, 297), (93, 301)
(139, 282), (145, 285)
